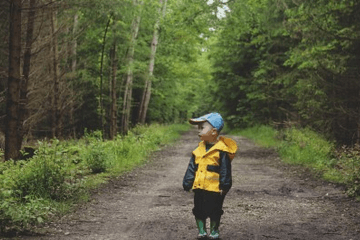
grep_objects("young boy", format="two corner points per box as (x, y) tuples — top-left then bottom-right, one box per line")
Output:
(183, 112), (237, 239)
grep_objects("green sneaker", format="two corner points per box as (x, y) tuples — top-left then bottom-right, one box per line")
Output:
(195, 218), (207, 239)
(208, 219), (220, 239)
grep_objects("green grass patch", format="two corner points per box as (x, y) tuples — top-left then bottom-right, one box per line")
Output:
(231, 125), (360, 197)
(278, 128), (334, 168)
(229, 125), (280, 148)
(0, 123), (189, 233)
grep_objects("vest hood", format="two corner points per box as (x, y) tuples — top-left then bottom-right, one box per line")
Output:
(217, 136), (237, 160)
(194, 136), (238, 161)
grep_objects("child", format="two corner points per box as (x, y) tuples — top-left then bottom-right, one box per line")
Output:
(183, 112), (237, 239)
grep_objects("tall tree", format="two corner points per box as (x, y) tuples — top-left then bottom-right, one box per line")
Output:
(138, 0), (167, 124)
(5, 0), (22, 161)
(19, 0), (37, 147)
(121, 0), (142, 134)
(69, 13), (78, 138)
(109, 39), (118, 139)
(50, 6), (61, 138)
(99, 16), (111, 139)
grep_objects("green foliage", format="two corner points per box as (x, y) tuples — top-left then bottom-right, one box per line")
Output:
(332, 145), (360, 197)
(230, 125), (280, 148)
(210, 0), (296, 129)
(209, 0), (360, 144)
(0, 124), (188, 232)
(4, 140), (85, 201)
(85, 144), (109, 174)
(233, 125), (360, 197)
(278, 128), (334, 167)
(0, 197), (57, 231)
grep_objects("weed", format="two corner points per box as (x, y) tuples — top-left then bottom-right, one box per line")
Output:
(0, 123), (189, 232)
(231, 125), (360, 197)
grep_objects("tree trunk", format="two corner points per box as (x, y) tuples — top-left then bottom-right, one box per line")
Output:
(138, 0), (167, 124)
(50, 7), (61, 139)
(99, 17), (111, 139)
(5, 0), (22, 161)
(19, 0), (36, 147)
(70, 13), (78, 138)
(109, 41), (117, 140)
(121, 0), (142, 134)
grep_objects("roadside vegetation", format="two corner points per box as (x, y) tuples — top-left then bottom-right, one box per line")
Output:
(230, 126), (360, 199)
(0, 124), (189, 233)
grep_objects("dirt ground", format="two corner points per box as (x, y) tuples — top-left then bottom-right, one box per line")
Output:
(15, 128), (360, 239)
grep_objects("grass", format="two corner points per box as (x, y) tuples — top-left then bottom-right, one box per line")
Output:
(0, 123), (190, 233)
(229, 125), (280, 148)
(230, 125), (360, 198)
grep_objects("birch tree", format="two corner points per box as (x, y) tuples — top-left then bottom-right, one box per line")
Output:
(138, 0), (167, 124)
(121, 0), (142, 134)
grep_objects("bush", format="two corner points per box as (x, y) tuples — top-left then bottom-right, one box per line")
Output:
(0, 124), (189, 232)
(332, 145), (360, 196)
(85, 143), (109, 174)
(278, 127), (334, 168)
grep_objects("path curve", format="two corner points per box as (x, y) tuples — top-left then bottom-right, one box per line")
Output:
(20, 128), (360, 239)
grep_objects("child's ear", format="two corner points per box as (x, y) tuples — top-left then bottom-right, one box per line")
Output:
(211, 128), (218, 136)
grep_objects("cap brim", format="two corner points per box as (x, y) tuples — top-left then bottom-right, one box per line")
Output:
(189, 118), (207, 125)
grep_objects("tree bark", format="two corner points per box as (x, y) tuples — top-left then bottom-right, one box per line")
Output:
(5, 0), (22, 161)
(109, 41), (117, 140)
(121, 0), (142, 134)
(138, 0), (167, 124)
(99, 17), (111, 139)
(19, 0), (36, 147)
(50, 7), (61, 139)
(70, 13), (78, 138)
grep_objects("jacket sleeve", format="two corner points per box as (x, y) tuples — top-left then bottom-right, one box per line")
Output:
(219, 151), (232, 192)
(183, 154), (197, 191)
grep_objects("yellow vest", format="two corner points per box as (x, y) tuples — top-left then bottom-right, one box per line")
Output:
(192, 136), (237, 193)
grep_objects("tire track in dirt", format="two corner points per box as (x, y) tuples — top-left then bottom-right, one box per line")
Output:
(18, 128), (360, 240)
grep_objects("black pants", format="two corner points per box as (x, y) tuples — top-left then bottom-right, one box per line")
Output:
(192, 189), (226, 221)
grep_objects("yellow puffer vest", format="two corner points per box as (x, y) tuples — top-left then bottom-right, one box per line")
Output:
(192, 136), (237, 193)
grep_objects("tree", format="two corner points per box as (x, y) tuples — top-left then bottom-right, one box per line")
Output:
(19, 0), (37, 146)
(5, 0), (22, 161)
(69, 13), (79, 138)
(138, 0), (167, 124)
(109, 38), (118, 140)
(121, 0), (142, 134)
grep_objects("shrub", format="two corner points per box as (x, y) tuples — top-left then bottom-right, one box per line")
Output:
(0, 124), (189, 232)
(85, 144), (109, 174)
(278, 127), (333, 168)
(332, 145), (360, 196)
(4, 140), (84, 201)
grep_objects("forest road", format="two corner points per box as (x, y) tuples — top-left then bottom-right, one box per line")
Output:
(20, 128), (360, 240)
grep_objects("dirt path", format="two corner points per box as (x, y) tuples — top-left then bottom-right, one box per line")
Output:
(19, 129), (360, 240)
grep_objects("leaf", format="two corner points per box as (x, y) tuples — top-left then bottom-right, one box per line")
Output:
(37, 217), (44, 223)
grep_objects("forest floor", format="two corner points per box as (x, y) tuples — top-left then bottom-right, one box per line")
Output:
(12, 128), (360, 240)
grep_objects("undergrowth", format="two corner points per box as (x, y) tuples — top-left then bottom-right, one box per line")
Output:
(231, 125), (360, 198)
(0, 123), (189, 233)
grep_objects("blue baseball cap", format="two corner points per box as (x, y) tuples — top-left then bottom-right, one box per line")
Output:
(189, 112), (224, 132)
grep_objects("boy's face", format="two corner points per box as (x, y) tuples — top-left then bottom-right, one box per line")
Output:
(198, 121), (218, 143)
